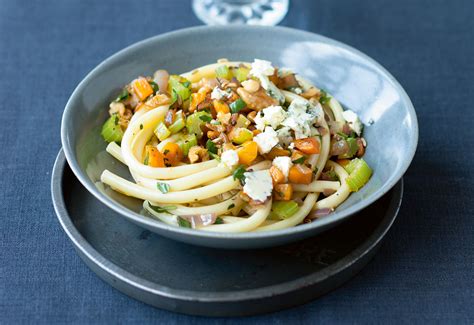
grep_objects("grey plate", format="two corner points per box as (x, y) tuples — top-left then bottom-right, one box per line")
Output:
(61, 25), (417, 249)
(52, 150), (403, 317)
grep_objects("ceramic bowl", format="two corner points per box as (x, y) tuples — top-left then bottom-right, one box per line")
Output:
(61, 25), (418, 249)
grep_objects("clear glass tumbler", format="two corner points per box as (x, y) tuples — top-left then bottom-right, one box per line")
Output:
(192, 0), (289, 26)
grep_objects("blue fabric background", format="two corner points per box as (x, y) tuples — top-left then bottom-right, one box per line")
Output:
(1, 0), (473, 323)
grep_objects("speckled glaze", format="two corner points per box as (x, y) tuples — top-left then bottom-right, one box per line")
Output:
(61, 25), (418, 249)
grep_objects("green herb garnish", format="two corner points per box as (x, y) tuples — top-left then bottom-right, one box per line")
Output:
(149, 81), (159, 93)
(156, 182), (170, 194)
(178, 217), (192, 228)
(319, 89), (331, 105)
(148, 204), (177, 213)
(115, 88), (129, 102)
(182, 81), (191, 88)
(199, 115), (212, 122)
(292, 156), (306, 164)
(143, 153), (149, 165)
(206, 140), (218, 154)
(214, 217), (224, 224)
(229, 98), (246, 113)
(233, 165), (246, 184)
(227, 203), (235, 210)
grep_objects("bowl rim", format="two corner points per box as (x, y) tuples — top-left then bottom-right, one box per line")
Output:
(61, 25), (418, 241)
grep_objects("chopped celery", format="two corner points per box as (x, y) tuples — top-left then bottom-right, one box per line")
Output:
(230, 98), (246, 113)
(186, 111), (212, 138)
(235, 114), (250, 128)
(270, 201), (300, 219)
(338, 137), (359, 159)
(215, 65), (232, 80)
(344, 158), (372, 192)
(168, 111), (185, 134)
(154, 122), (171, 141)
(230, 128), (253, 144)
(234, 66), (250, 82)
(101, 114), (123, 143)
(176, 134), (197, 156)
(168, 75), (192, 104)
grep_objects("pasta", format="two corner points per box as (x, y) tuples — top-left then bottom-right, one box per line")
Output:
(99, 59), (372, 232)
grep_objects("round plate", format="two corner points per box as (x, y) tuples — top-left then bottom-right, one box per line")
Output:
(51, 150), (403, 316)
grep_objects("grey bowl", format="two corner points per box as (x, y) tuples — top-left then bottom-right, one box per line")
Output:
(61, 25), (418, 249)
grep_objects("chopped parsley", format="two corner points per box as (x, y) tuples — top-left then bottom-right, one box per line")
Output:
(115, 88), (129, 102)
(178, 217), (192, 228)
(149, 81), (159, 93)
(143, 153), (149, 165)
(163, 149), (170, 155)
(292, 156), (306, 164)
(233, 165), (246, 184)
(319, 89), (331, 105)
(227, 203), (235, 210)
(156, 182), (170, 194)
(199, 115), (213, 122)
(214, 217), (224, 224)
(140, 124), (143, 130)
(148, 204), (177, 213)
(206, 140), (218, 154)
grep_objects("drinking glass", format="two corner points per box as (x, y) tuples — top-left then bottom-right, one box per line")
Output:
(192, 0), (289, 26)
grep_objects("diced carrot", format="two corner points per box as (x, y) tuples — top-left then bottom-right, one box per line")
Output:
(132, 77), (154, 101)
(288, 164), (313, 184)
(213, 100), (230, 114)
(336, 159), (351, 167)
(145, 145), (165, 167)
(269, 166), (285, 185)
(294, 137), (320, 154)
(237, 141), (258, 165)
(291, 150), (306, 163)
(274, 184), (293, 201)
(252, 129), (261, 136)
(161, 142), (183, 166)
(190, 92), (207, 112)
(265, 146), (291, 160)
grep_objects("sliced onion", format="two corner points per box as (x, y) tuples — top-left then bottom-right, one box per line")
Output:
(181, 213), (217, 228)
(153, 69), (169, 94)
(308, 208), (333, 219)
(330, 139), (349, 156)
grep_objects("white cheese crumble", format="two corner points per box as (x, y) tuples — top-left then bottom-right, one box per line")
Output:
(254, 126), (279, 154)
(342, 110), (363, 136)
(276, 126), (293, 147)
(249, 59), (285, 104)
(272, 156), (293, 181)
(220, 149), (239, 168)
(281, 98), (319, 139)
(211, 86), (231, 100)
(254, 105), (287, 131)
(250, 59), (275, 76)
(243, 170), (273, 202)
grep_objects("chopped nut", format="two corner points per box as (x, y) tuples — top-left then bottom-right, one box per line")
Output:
(247, 110), (257, 122)
(301, 87), (320, 99)
(241, 79), (260, 93)
(207, 130), (220, 139)
(188, 146), (209, 163)
(236, 87), (278, 111)
(109, 102), (125, 116)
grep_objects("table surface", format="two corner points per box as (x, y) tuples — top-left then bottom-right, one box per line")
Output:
(1, 0), (473, 323)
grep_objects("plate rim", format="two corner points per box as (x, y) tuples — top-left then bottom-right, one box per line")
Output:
(51, 149), (403, 303)
(60, 24), (417, 241)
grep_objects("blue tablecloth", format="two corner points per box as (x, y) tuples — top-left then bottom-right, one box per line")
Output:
(1, 0), (473, 323)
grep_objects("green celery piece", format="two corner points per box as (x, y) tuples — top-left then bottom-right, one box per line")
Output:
(234, 66), (250, 82)
(185, 111), (212, 138)
(101, 114), (123, 143)
(344, 158), (372, 192)
(168, 112), (185, 134)
(215, 65), (233, 80)
(270, 201), (300, 219)
(231, 128), (253, 144)
(154, 122), (171, 141)
(168, 75), (191, 104)
(176, 134), (197, 156)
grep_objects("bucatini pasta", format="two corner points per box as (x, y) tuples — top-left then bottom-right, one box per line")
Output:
(99, 59), (372, 232)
